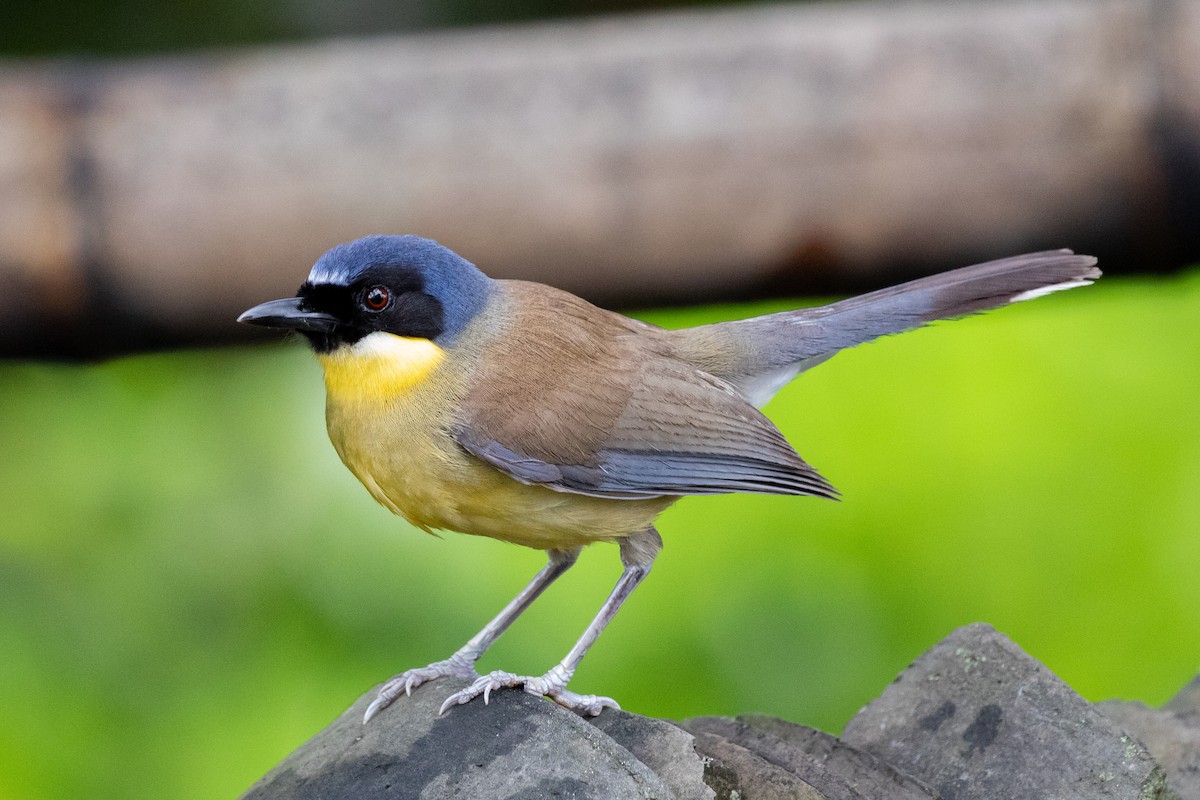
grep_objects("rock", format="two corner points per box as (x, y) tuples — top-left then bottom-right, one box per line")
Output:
(241, 679), (674, 799)
(841, 623), (1168, 800)
(1167, 675), (1200, 725)
(589, 711), (715, 800)
(1099, 698), (1200, 799)
(241, 628), (1190, 799)
(684, 715), (936, 800)
(688, 730), (832, 799)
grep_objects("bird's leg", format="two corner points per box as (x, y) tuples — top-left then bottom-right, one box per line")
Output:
(440, 527), (661, 717)
(363, 547), (580, 723)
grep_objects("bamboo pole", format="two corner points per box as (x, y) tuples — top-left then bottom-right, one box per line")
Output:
(1, 0), (1197, 357)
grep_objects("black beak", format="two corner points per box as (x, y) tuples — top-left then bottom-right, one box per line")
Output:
(237, 298), (339, 333)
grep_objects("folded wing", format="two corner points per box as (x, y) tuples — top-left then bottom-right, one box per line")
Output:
(454, 283), (836, 500)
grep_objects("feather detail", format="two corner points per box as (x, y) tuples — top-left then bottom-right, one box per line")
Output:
(675, 250), (1099, 406)
(453, 282), (836, 501)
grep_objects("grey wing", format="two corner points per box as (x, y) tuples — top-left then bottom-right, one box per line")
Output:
(454, 360), (837, 501)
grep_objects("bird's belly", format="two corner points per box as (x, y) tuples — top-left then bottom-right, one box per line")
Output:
(420, 476), (672, 550)
(325, 395), (670, 550)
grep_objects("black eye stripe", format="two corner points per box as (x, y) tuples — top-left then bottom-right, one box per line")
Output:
(295, 263), (444, 349)
(386, 291), (444, 340)
(298, 282), (354, 317)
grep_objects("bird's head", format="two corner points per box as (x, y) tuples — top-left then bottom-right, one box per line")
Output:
(238, 235), (493, 354)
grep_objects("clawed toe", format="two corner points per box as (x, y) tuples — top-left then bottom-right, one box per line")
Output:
(437, 669), (619, 717)
(548, 687), (620, 716)
(438, 670), (518, 715)
(363, 657), (480, 723)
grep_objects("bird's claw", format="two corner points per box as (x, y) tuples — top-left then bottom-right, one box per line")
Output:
(438, 669), (620, 717)
(363, 657), (479, 723)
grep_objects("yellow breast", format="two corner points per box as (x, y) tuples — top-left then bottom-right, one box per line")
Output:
(317, 331), (445, 404)
(316, 327), (671, 549)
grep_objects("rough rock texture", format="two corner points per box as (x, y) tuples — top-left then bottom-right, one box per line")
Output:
(588, 711), (714, 800)
(683, 715), (936, 800)
(841, 623), (1167, 800)
(242, 626), (1199, 800)
(1099, 699), (1200, 799)
(1169, 676), (1200, 725)
(242, 678), (673, 800)
(686, 731), (832, 800)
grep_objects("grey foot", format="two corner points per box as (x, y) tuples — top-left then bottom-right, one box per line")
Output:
(364, 657), (479, 723)
(437, 667), (620, 717)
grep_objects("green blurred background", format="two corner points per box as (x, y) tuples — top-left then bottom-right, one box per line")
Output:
(4, 0), (1200, 797)
(3, 269), (1199, 798)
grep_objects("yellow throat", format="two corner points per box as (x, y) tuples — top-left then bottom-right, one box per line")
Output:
(317, 331), (445, 403)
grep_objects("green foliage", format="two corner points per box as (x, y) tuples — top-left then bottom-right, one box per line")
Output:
(1, 272), (1197, 798)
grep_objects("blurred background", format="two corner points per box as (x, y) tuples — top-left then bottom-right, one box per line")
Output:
(2, 0), (1199, 797)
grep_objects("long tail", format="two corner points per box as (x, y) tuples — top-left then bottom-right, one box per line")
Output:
(676, 250), (1100, 407)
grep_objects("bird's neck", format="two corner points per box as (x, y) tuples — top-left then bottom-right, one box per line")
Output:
(317, 331), (445, 404)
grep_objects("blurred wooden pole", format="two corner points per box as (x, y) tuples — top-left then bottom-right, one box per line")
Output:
(1, 0), (1198, 358)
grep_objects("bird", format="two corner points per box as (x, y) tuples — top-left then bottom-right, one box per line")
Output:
(238, 235), (1099, 722)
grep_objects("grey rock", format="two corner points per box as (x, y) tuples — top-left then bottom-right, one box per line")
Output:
(1099, 699), (1200, 799)
(684, 715), (936, 800)
(689, 731), (832, 800)
(589, 710), (715, 800)
(240, 628), (1191, 799)
(241, 679), (671, 800)
(739, 714), (938, 798)
(841, 623), (1168, 800)
(1167, 675), (1200, 725)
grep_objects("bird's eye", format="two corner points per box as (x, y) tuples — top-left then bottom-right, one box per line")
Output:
(363, 286), (391, 312)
